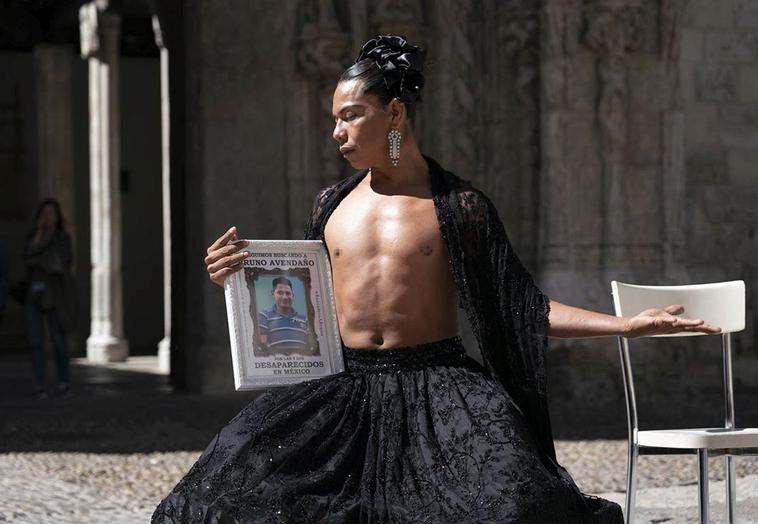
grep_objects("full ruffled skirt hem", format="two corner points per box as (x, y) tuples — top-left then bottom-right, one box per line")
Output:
(153, 339), (622, 523)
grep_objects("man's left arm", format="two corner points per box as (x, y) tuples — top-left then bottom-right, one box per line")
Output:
(547, 299), (721, 339)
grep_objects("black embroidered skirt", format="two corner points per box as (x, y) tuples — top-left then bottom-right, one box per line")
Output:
(152, 337), (623, 523)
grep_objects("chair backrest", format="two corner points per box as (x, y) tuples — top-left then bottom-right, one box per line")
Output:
(611, 280), (746, 336)
(611, 280), (746, 434)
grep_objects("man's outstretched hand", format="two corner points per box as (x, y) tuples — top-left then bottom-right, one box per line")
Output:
(624, 305), (722, 338)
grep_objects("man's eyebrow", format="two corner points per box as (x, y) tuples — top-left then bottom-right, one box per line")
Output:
(332, 104), (360, 118)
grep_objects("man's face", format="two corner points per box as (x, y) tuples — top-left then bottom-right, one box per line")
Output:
(331, 80), (391, 169)
(272, 283), (294, 311)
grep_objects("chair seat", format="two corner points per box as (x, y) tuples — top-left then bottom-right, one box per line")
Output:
(638, 427), (758, 449)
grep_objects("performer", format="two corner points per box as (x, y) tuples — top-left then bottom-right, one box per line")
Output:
(154, 35), (718, 523)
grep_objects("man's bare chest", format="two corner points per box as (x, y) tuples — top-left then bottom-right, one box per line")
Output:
(324, 192), (444, 260)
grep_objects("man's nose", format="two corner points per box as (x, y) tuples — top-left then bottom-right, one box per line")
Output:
(332, 121), (346, 143)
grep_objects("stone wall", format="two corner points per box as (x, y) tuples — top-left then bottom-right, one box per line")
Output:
(176, 0), (758, 435)
(181, 0), (303, 391)
(177, 0), (547, 392)
(538, 0), (691, 430)
(0, 52), (38, 352)
(679, 0), (758, 353)
(541, 0), (758, 434)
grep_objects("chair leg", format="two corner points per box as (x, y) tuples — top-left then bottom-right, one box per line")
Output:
(625, 443), (638, 524)
(725, 455), (736, 524)
(698, 449), (709, 524)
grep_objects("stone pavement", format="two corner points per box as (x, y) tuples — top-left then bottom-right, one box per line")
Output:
(1, 354), (757, 523)
(595, 475), (758, 524)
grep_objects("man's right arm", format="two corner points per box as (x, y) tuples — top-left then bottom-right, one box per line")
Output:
(547, 299), (721, 339)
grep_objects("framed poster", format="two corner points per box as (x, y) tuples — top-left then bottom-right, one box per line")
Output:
(223, 240), (344, 390)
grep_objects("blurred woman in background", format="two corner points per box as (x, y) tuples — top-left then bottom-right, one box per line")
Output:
(24, 198), (73, 399)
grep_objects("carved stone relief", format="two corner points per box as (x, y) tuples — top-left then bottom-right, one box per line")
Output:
(293, 0), (429, 234)
(496, 0), (541, 261)
(540, 0), (597, 270)
(583, 1), (644, 268)
(297, 0), (351, 193)
(369, 0), (425, 43)
(658, 0), (687, 269)
(539, 0), (685, 281)
(424, 0), (481, 184)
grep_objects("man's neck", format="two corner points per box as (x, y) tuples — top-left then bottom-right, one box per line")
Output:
(276, 306), (293, 316)
(368, 144), (429, 196)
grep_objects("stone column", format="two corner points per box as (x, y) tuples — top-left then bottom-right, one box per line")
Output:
(153, 15), (171, 373)
(80, 2), (129, 362)
(34, 43), (79, 354)
(34, 44), (76, 239)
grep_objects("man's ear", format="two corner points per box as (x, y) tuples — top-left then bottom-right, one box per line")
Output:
(388, 98), (407, 126)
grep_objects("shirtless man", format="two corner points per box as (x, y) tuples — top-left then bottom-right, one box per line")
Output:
(204, 79), (719, 347)
(180, 34), (724, 524)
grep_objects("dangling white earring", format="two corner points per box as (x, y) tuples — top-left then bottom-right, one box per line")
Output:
(388, 128), (402, 166)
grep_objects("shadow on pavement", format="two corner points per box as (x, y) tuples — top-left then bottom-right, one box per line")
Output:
(1, 354), (259, 453)
(4, 351), (756, 450)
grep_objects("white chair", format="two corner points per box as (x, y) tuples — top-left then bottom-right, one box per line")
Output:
(611, 280), (758, 524)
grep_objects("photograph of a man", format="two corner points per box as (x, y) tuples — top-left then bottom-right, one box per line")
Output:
(257, 276), (313, 355)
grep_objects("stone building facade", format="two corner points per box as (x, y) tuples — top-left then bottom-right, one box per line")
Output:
(1, 0), (756, 433)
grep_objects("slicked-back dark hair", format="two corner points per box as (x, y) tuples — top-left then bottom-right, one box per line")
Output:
(339, 59), (419, 122)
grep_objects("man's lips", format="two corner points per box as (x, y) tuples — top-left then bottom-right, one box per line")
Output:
(339, 147), (355, 155)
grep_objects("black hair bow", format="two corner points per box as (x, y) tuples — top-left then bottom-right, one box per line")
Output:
(356, 34), (425, 104)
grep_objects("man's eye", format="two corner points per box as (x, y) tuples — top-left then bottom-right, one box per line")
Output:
(344, 113), (357, 121)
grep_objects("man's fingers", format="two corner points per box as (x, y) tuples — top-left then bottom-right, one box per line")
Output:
(663, 304), (684, 315)
(208, 226), (238, 254)
(204, 241), (249, 267)
(693, 323), (721, 333)
(209, 241), (249, 263)
(210, 262), (244, 283)
(671, 322), (721, 334)
(655, 315), (678, 328)
(672, 317), (705, 327)
(207, 251), (250, 275)
(678, 327), (718, 334)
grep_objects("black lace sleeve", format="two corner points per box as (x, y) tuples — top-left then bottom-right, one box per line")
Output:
(446, 183), (556, 462)
(480, 192), (551, 390)
(303, 187), (333, 241)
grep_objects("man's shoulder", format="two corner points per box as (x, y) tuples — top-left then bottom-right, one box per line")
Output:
(314, 169), (370, 203)
(260, 305), (277, 317)
(426, 155), (491, 204)
(434, 170), (494, 219)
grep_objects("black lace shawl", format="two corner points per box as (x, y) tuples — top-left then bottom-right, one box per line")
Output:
(304, 155), (556, 463)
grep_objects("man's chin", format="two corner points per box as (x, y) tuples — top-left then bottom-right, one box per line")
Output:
(346, 157), (369, 169)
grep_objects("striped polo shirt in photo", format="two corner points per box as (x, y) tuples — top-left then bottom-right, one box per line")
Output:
(259, 305), (308, 350)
